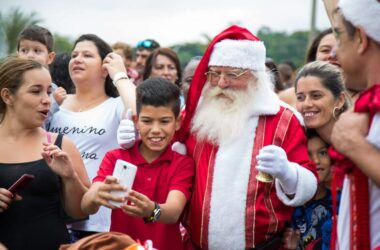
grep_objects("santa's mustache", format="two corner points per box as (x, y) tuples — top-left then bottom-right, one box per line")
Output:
(205, 85), (241, 101)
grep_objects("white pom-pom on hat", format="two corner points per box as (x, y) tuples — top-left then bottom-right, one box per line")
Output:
(339, 0), (380, 44)
(208, 39), (266, 71)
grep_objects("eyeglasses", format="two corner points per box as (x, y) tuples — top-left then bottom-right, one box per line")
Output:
(204, 70), (249, 83)
(136, 39), (159, 49)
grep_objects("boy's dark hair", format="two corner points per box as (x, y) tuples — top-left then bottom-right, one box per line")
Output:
(17, 25), (54, 52)
(136, 77), (181, 117)
(73, 34), (118, 97)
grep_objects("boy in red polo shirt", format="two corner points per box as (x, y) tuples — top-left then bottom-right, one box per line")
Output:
(81, 77), (194, 250)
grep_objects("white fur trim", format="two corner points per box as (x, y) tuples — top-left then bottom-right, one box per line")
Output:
(209, 39), (266, 71)
(275, 162), (317, 206)
(248, 72), (280, 116)
(208, 116), (259, 249)
(339, 0), (380, 44)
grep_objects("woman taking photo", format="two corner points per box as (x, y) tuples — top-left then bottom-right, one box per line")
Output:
(0, 57), (89, 250)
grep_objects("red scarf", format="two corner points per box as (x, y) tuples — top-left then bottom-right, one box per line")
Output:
(330, 83), (380, 250)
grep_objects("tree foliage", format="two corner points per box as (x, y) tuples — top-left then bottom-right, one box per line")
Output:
(172, 42), (207, 69)
(53, 33), (73, 53)
(257, 26), (309, 69)
(0, 7), (42, 54)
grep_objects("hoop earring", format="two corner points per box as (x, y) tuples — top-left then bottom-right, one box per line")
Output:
(332, 106), (340, 120)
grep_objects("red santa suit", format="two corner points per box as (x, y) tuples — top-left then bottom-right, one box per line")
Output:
(178, 25), (318, 249)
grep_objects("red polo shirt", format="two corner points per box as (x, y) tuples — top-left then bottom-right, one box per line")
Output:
(93, 141), (194, 250)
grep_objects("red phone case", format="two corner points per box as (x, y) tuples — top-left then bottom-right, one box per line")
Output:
(8, 174), (35, 195)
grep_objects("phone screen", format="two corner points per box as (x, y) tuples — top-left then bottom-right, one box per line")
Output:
(8, 174), (35, 195)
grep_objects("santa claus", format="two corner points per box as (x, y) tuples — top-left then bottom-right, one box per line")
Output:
(177, 25), (317, 249)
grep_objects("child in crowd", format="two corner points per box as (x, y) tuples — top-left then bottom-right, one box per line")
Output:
(283, 130), (341, 250)
(17, 25), (67, 128)
(81, 77), (195, 250)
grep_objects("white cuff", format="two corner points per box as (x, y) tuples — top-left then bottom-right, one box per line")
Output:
(275, 162), (317, 207)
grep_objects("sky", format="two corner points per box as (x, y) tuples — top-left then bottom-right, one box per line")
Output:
(0, 0), (331, 47)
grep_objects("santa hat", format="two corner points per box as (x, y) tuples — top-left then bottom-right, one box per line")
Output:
(338, 0), (380, 44)
(209, 39), (266, 71)
(178, 25), (266, 142)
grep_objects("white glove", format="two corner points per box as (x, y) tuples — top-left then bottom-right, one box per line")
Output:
(117, 109), (137, 149)
(171, 141), (187, 155)
(256, 145), (297, 194)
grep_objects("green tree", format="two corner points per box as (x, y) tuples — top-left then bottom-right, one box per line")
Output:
(172, 42), (206, 69)
(53, 33), (73, 53)
(0, 7), (42, 54)
(257, 26), (309, 68)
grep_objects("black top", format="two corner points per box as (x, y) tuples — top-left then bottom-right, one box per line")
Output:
(0, 134), (70, 250)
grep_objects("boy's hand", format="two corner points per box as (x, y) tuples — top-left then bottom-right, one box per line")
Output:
(84, 176), (126, 211)
(120, 190), (155, 218)
(53, 87), (67, 106)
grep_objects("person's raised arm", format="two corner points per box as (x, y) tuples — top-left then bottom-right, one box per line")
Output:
(42, 136), (89, 219)
(103, 52), (136, 115)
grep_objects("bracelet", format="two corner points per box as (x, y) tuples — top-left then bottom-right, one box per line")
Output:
(112, 72), (129, 86)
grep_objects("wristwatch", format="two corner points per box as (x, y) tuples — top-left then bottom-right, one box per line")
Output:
(144, 202), (161, 223)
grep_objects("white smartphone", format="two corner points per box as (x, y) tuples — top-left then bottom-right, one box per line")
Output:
(109, 159), (137, 207)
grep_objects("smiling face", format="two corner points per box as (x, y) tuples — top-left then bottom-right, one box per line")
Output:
(69, 40), (106, 85)
(7, 67), (52, 127)
(296, 76), (343, 130)
(307, 136), (331, 183)
(135, 105), (180, 161)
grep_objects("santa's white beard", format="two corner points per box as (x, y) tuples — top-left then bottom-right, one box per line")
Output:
(191, 80), (257, 144)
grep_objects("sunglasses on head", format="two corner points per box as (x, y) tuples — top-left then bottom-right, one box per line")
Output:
(136, 40), (159, 49)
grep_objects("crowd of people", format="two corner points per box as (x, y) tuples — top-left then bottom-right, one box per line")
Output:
(0, 0), (379, 249)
